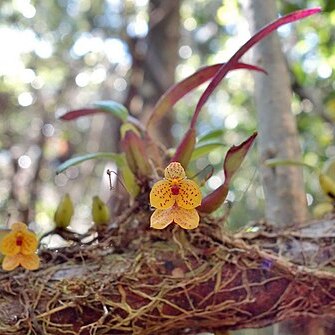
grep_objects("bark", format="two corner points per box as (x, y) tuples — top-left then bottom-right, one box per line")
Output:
(1, 211), (335, 335)
(144, 0), (181, 147)
(243, 0), (308, 227)
(243, 1), (323, 334)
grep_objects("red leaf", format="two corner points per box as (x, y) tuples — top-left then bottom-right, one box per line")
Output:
(59, 101), (128, 121)
(146, 62), (266, 127)
(190, 7), (321, 128)
(224, 132), (257, 182)
(171, 128), (196, 169)
(199, 133), (257, 213)
(198, 183), (229, 214)
(58, 108), (102, 120)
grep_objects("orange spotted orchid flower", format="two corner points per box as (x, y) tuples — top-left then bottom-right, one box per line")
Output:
(150, 162), (201, 229)
(0, 222), (40, 271)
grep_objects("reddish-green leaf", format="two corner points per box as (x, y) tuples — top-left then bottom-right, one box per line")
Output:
(223, 132), (257, 181)
(59, 100), (128, 122)
(199, 133), (257, 213)
(146, 62), (266, 127)
(94, 101), (128, 121)
(190, 7), (321, 128)
(121, 130), (151, 177)
(171, 128), (196, 169)
(198, 183), (229, 214)
(59, 108), (101, 120)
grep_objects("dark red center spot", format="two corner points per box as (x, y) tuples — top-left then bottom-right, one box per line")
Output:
(16, 236), (23, 246)
(171, 185), (179, 195)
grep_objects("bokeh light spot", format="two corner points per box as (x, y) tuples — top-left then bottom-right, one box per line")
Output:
(184, 18), (197, 31)
(179, 45), (192, 59)
(42, 124), (55, 137)
(75, 72), (90, 87)
(18, 92), (34, 106)
(18, 155), (32, 169)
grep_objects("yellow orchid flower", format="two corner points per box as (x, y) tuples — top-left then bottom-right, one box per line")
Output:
(150, 204), (200, 230)
(0, 222), (40, 271)
(150, 162), (202, 210)
(2, 253), (40, 271)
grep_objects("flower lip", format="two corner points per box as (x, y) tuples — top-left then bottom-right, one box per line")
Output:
(16, 235), (23, 246)
(171, 184), (180, 195)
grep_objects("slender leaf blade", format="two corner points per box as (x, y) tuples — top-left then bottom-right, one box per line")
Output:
(171, 128), (196, 169)
(94, 100), (128, 121)
(190, 142), (224, 161)
(190, 7), (321, 128)
(58, 108), (102, 120)
(59, 100), (128, 122)
(198, 129), (224, 143)
(56, 152), (124, 174)
(147, 62), (266, 127)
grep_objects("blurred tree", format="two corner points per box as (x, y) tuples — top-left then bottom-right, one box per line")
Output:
(143, 0), (180, 147)
(244, 0), (308, 226)
(244, 1), (322, 335)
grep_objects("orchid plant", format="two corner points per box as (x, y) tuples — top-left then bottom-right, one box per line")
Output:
(0, 7), (322, 273)
(56, 8), (321, 229)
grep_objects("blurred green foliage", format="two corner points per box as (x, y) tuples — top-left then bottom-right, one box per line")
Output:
(0, 0), (334, 235)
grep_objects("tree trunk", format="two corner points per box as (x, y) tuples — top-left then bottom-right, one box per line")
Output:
(243, 0), (308, 227)
(144, 0), (181, 147)
(243, 1), (322, 334)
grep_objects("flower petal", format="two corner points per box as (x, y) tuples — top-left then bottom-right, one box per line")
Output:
(11, 222), (28, 231)
(176, 179), (202, 209)
(2, 255), (20, 271)
(20, 230), (38, 255)
(0, 232), (20, 256)
(150, 180), (175, 209)
(173, 207), (200, 230)
(20, 253), (40, 270)
(164, 162), (186, 180)
(150, 208), (174, 229)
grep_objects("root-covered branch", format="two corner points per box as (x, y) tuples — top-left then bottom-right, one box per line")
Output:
(1, 209), (335, 335)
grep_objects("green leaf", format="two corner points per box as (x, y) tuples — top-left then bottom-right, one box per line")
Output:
(122, 162), (140, 197)
(190, 142), (223, 161)
(265, 158), (316, 171)
(94, 100), (129, 122)
(120, 130), (151, 177)
(56, 152), (125, 174)
(198, 129), (224, 143)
